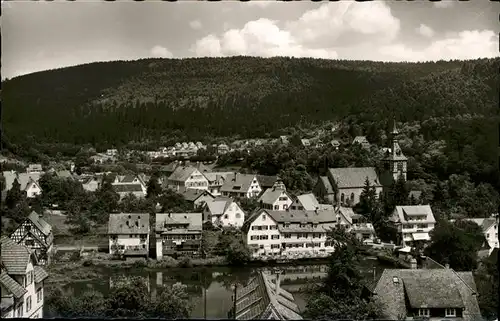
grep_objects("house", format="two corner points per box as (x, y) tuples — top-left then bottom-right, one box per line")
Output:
(279, 136), (289, 145)
(290, 193), (333, 211)
(26, 164), (43, 174)
(108, 213), (150, 258)
(389, 205), (436, 247)
(256, 175), (278, 191)
(229, 270), (302, 320)
(106, 149), (118, 157)
(1, 236), (49, 318)
(113, 184), (146, 200)
(352, 136), (370, 150)
(335, 207), (377, 242)
(451, 215), (498, 253)
(178, 188), (215, 209)
(90, 153), (115, 164)
(9, 212), (54, 265)
(113, 175), (147, 193)
(313, 167), (383, 206)
(221, 173), (262, 198)
(81, 176), (102, 192)
(217, 144), (229, 155)
(202, 197), (245, 228)
(242, 208), (338, 259)
(203, 172), (234, 196)
(167, 166), (209, 191)
(371, 268), (482, 321)
(2, 171), (42, 199)
(258, 179), (293, 211)
(300, 139), (311, 148)
(155, 213), (203, 259)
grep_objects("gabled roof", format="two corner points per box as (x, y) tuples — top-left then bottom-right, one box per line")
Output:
(373, 269), (482, 321)
(234, 271), (302, 320)
(179, 188), (215, 202)
(168, 166), (204, 182)
(2, 171), (42, 191)
(108, 213), (150, 235)
(0, 236), (32, 275)
(205, 199), (232, 216)
(459, 218), (497, 233)
(119, 174), (138, 183)
(336, 206), (356, 225)
(296, 193), (320, 211)
(0, 270), (27, 299)
(393, 205), (436, 224)
(318, 176), (334, 194)
(221, 174), (257, 194)
(353, 136), (369, 144)
(328, 167), (382, 189)
(301, 139), (310, 146)
(33, 265), (49, 283)
(155, 213), (203, 232)
(258, 187), (292, 205)
(203, 172), (234, 183)
(26, 211), (52, 236)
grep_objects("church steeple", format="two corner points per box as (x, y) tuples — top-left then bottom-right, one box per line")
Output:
(384, 118), (407, 181)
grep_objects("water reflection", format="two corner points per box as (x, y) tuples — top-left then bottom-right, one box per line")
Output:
(58, 258), (389, 319)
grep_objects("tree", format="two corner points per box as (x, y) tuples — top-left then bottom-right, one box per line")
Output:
(5, 178), (25, 209)
(305, 227), (382, 320)
(475, 253), (499, 320)
(95, 175), (119, 215)
(424, 220), (484, 271)
(146, 174), (162, 199)
(356, 177), (382, 223)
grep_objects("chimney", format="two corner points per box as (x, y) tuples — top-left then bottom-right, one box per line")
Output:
(275, 269), (282, 295)
(445, 263), (450, 269)
(315, 207), (319, 215)
(410, 258), (417, 269)
(233, 173), (237, 181)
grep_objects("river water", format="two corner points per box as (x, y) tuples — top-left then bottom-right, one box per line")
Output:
(48, 257), (391, 318)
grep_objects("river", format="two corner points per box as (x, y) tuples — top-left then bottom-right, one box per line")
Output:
(46, 257), (391, 318)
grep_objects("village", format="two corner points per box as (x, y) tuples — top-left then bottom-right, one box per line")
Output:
(1, 121), (498, 320)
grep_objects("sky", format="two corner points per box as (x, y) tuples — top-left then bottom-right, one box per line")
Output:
(2, 0), (499, 79)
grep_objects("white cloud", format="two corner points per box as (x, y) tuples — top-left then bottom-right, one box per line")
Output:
(150, 45), (173, 58)
(191, 18), (337, 59)
(189, 20), (202, 30)
(433, 1), (454, 9)
(378, 30), (499, 62)
(246, 1), (274, 8)
(417, 24), (435, 38)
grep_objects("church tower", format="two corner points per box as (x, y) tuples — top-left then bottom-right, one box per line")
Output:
(384, 119), (407, 182)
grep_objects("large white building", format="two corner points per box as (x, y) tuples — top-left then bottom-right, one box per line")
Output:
(242, 208), (338, 259)
(220, 173), (262, 199)
(202, 198), (245, 228)
(108, 213), (150, 258)
(451, 214), (499, 254)
(389, 205), (436, 247)
(167, 167), (209, 191)
(1, 236), (49, 319)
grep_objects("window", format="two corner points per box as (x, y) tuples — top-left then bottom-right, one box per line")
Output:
(341, 193), (345, 203)
(271, 244), (280, 249)
(486, 233), (489, 238)
(235, 213), (241, 219)
(274, 205), (279, 210)
(27, 271), (33, 285)
(259, 245), (264, 249)
(26, 296), (32, 313)
(16, 303), (23, 317)
(37, 288), (43, 303)
(262, 215), (266, 220)
(224, 214), (229, 219)
(284, 233), (291, 239)
(397, 162), (404, 172)
(445, 309), (456, 317)
(418, 309), (430, 317)
(350, 193), (354, 201)
(25, 239), (35, 247)
(271, 235), (280, 240)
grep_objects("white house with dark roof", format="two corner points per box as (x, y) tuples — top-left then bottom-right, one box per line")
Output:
(80, 175), (102, 192)
(9, 212), (54, 266)
(334, 207), (377, 243)
(451, 215), (499, 254)
(300, 139), (311, 148)
(313, 167), (383, 206)
(167, 166), (209, 191)
(371, 268), (482, 321)
(258, 179), (293, 211)
(113, 174), (147, 193)
(390, 205), (436, 247)
(352, 136), (370, 150)
(221, 173), (261, 199)
(155, 213), (203, 259)
(2, 171), (42, 199)
(202, 198), (245, 228)
(229, 270), (302, 320)
(242, 208), (338, 259)
(203, 172), (234, 196)
(1, 236), (49, 319)
(108, 213), (150, 257)
(178, 188), (215, 209)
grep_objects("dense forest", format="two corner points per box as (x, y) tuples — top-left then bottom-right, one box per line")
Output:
(3, 57), (498, 147)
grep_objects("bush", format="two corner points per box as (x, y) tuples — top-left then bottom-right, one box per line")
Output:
(82, 259), (93, 267)
(177, 257), (193, 268)
(69, 251), (81, 262)
(133, 259), (147, 268)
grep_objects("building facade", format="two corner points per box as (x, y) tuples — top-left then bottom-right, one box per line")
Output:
(155, 213), (203, 259)
(203, 198), (245, 228)
(258, 179), (293, 211)
(108, 213), (150, 257)
(390, 205), (436, 247)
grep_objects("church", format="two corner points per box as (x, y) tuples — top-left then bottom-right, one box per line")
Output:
(313, 119), (407, 207)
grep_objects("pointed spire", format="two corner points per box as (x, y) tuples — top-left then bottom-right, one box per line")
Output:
(391, 117), (399, 135)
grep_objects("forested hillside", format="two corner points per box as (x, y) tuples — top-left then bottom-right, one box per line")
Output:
(3, 56), (497, 147)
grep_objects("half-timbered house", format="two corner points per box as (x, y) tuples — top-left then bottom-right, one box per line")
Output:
(9, 212), (54, 265)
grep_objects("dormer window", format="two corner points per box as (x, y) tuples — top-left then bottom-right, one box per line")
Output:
(445, 309), (456, 317)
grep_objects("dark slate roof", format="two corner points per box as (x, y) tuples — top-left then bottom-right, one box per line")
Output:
(234, 272), (302, 320)
(120, 175), (137, 183)
(0, 236), (32, 275)
(168, 166), (199, 182)
(0, 270), (26, 299)
(155, 213), (203, 232)
(221, 174), (256, 193)
(258, 187), (291, 205)
(328, 167), (381, 188)
(180, 188), (215, 202)
(318, 176), (334, 194)
(373, 269), (482, 321)
(27, 211), (52, 236)
(33, 266), (49, 283)
(113, 184), (144, 193)
(256, 175), (278, 189)
(108, 213), (150, 235)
